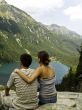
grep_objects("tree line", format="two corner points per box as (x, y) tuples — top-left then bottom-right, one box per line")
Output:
(56, 44), (82, 92)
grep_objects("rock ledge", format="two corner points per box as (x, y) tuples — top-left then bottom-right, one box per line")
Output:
(0, 90), (82, 110)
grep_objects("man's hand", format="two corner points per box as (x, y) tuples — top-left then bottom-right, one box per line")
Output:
(5, 87), (10, 96)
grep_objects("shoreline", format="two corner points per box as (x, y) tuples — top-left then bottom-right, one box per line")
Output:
(0, 85), (5, 90)
(0, 64), (2, 67)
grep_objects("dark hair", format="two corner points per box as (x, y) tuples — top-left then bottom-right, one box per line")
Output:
(20, 53), (32, 67)
(38, 51), (50, 66)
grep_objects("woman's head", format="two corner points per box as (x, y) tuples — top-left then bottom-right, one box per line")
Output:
(38, 51), (50, 66)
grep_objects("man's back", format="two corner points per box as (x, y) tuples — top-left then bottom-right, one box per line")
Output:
(7, 68), (38, 110)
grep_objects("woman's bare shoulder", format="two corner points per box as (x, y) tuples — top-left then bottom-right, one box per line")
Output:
(49, 65), (54, 70)
(34, 66), (42, 73)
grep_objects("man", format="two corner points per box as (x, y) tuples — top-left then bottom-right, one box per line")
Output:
(1, 53), (38, 110)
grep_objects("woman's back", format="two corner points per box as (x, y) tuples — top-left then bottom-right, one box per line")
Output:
(38, 65), (57, 98)
(40, 65), (55, 79)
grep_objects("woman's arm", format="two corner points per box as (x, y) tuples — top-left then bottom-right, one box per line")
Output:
(15, 68), (41, 83)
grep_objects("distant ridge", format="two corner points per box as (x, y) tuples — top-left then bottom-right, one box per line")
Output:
(46, 24), (81, 38)
(0, 0), (7, 5)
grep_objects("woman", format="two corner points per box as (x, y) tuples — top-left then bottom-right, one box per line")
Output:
(15, 51), (57, 105)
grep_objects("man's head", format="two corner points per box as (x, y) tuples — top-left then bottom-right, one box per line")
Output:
(20, 53), (32, 68)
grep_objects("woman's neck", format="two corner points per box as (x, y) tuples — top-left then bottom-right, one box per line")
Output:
(39, 63), (48, 67)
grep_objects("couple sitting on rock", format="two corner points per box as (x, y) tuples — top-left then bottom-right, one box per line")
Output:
(0, 51), (57, 110)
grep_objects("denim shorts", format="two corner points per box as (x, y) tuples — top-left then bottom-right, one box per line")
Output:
(39, 95), (57, 105)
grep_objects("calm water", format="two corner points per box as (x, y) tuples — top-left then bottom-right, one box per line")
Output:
(0, 61), (69, 85)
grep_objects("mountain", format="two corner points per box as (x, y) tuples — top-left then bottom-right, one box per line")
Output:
(0, 0), (82, 66)
(0, 0), (7, 4)
(46, 24), (81, 38)
(46, 24), (82, 65)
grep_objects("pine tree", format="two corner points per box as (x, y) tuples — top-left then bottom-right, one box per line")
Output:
(76, 44), (82, 76)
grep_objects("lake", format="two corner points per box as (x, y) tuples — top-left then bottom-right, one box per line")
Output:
(0, 61), (69, 85)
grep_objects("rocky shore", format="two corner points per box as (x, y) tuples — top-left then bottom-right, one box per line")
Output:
(36, 92), (82, 110)
(0, 88), (82, 110)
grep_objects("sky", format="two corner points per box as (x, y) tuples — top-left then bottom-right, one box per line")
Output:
(5, 0), (82, 35)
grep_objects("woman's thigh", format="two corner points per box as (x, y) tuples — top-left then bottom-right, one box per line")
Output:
(39, 96), (57, 105)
